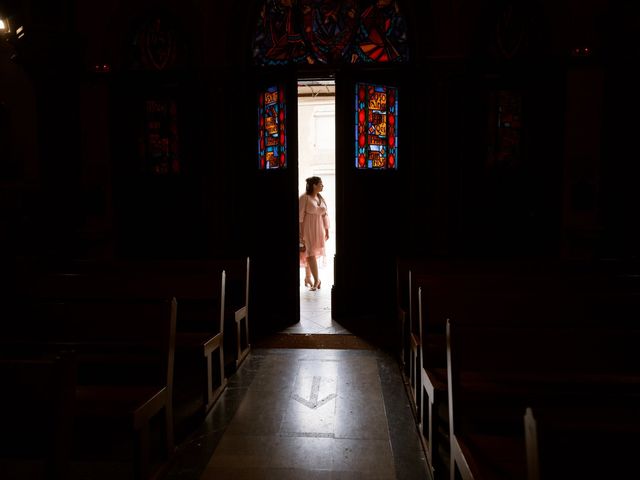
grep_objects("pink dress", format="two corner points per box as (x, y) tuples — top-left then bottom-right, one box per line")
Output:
(299, 193), (330, 264)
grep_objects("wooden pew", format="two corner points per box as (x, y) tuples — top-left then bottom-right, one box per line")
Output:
(216, 257), (251, 372)
(396, 256), (439, 433)
(410, 263), (520, 477)
(396, 257), (504, 434)
(5, 296), (177, 480)
(15, 261), (228, 439)
(408, 269), (422, 424)
(409, 259), (640, 479)
(524, 402), (640, 480)
(26, 256), (251, 372)
(110, 257), (251, 373)
(416, 285), (447, 476)
(447, 319), (640, 480)
(395, 256), (412, 374)
(0, 352), (76, 480)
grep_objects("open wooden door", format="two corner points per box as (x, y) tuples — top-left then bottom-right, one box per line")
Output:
(240, 0), (413, 341)
(240, 69), (300, 338)
(333, 67), (412, 344)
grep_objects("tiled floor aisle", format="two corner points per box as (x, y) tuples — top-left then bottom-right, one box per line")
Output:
(283, 259), (349, 334)
(165, 349), (430, 479)
(164, 260), (430, 479)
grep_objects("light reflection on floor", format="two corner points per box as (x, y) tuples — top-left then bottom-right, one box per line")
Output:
(196, 350), (431, 480)
(282, 258), (349, 335)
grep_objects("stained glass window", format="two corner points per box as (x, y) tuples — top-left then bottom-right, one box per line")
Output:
(252, 0), (409, 65)
(302, 0), (359, 64)
(355, 83), (398, 169)
(258, 85), (287, 169)
(350, 1), (409, 63)
(253, 1), (308, 66)
(487, 90), (522, 168)
(141, 99), (180, 175)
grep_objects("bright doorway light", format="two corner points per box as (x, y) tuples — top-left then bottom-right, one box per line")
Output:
(298, 79), (336, 278)
(295, 78), (342, 334)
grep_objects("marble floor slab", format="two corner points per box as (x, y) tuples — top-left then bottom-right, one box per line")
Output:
(165, 349), (430, 480)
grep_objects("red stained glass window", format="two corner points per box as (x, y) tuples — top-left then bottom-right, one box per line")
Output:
(355, 83), (398, 169)
(141, 99), (180, 175)
(258, 85), (288, 169)
(487, 90), (522, 168)
(253, 0), (408, 66)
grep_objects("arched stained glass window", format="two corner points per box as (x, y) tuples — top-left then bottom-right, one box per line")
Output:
(253, 0), (409, 66)
(302, 0), (359, 64)
(355, 83), (398, 169)
(258, 85), (288, 169)
(253, 1), (308, 66)
(351, 1), (408, 63)
(141, 99), (181, 175)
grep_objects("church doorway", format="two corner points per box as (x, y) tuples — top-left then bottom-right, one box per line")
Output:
(249, 1), (411, 336)
(287, 78), (347, 334)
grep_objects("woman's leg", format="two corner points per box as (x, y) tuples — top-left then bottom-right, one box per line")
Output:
(304, 263), (312, 287)
(307, 256), (320, 290)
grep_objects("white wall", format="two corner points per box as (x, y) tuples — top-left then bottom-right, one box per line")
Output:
(298, 96), (336, 266)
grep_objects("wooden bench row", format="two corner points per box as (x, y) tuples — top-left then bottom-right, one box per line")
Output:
(1, 256), (251, 479)
(447, 319), (640, 480)
(396, 257), (640, 479)
(2, 297), (177, 480)
(16, 256), (251, 371)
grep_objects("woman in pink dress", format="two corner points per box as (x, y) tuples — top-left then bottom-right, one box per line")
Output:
(299, 176), (330, 291)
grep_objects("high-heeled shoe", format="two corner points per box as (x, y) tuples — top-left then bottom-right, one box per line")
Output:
(314, 280), (321, 290)
(304, 278), (313, 288)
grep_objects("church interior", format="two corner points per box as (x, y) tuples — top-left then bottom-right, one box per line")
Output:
(1, 0), (639, 479)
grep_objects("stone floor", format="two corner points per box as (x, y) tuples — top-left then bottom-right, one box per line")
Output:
(163, 261), (430, 479)
(282, 259), (349, 335)
(165, 349), (430, 480)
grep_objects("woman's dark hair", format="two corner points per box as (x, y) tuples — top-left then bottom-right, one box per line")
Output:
(305, 176), (322, 195)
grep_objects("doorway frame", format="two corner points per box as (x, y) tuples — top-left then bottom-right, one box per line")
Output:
(297, 77), (338, 328)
